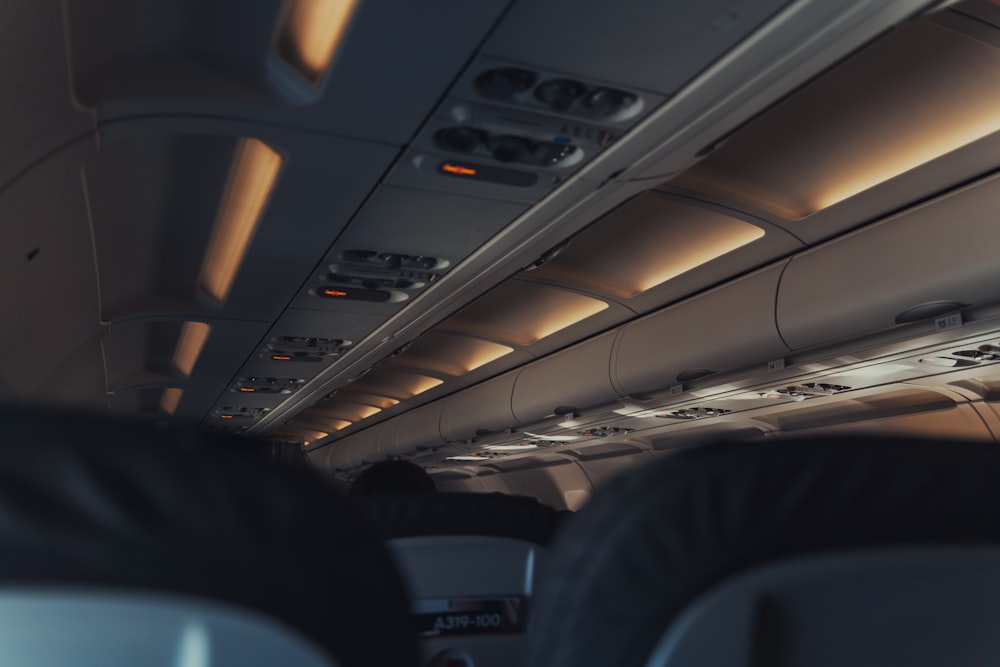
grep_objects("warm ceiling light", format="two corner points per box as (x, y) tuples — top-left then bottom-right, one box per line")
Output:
(301, 431), (329, 446)
(411, 376), (445, 396)
(331, 392), (400, 409)
(160, 387), (183, 416)
(347, 369), (446, 400)
(440, 283), (609, 346)
(670, 21), (1000, 219)
(172, 322), (212, 377)
(292, 416), (353, 433)
(309, 400), (383, 423)
(529, 196), (764, 298)
(277, 0), (358, 83)
(387, 333), (514, 376)
(199, 138), (283, 304)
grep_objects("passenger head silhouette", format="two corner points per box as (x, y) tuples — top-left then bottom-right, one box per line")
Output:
(349, 459), (437, 496)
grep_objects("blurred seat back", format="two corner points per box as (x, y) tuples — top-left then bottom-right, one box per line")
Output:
(355, 492), (560, 667)
(0, 410), (419, 667)
(527, 436), (1000, 667)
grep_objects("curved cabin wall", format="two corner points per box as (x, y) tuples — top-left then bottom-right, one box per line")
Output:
(776, 173), (1000, 350)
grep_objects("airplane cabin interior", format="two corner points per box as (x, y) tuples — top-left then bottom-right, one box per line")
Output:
(3, 0), (1000, 665)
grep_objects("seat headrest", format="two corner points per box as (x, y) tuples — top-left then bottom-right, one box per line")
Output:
(0, 409), (418, 667)
(353, 492), (563, 546)
(528, 436), (1000, 667)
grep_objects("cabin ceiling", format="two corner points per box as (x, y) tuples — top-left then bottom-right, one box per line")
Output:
(6, 0), (997, 472)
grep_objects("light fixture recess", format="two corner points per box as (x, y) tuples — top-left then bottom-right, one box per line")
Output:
(276, 0), (359, 84)
(172, 321), (212, 377)
(198, 138), (283, 304)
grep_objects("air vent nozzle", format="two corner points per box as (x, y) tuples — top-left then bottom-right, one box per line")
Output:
(760, 383), (852, 400)
(656, 407), (730, 420)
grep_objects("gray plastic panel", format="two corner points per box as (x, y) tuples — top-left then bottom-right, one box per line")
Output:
(89, 118), (398, 322)
(614, 264), (788, 397)
(331, 186), (528, 262)
(0, 144), (102, 400)
(482, 0), (790, 94)
(777, 173), (1000, 350)
(649, 549), (1000, 667)
(390, 535), (543, 599)
(72, 0), (511, 145)
(0, 3), (92, 190)
(0, 591), (333, 667)
(103, 318), (270, 392)
(512, 331), (620, 424)
(441, 371), (522, 443)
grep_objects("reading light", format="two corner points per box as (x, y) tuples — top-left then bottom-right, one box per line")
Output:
(199, 138), (283, 304)
(277, 0), (358, 84)
(486, 444), (540, 452)
(172, 322), (212, 377)
(918, 356), (960, 368)
(522, 432), (579, 442)
(160, 388), (183, 416)
(446, 455), (491, 462)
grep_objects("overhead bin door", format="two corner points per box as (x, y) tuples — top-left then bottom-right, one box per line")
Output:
(776, 173), (1000, 350)
(614, 264), (788, 397)
(512, 332), (620, 425)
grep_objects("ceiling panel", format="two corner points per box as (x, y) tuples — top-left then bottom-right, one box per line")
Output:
(669, 20), (1000, 220)
(67, 0), (512, 143)
(0, 145), (102, 400)
(482, 0), (790, 94)
(0, 2), (92, 190)
(87, 118), (398, 322)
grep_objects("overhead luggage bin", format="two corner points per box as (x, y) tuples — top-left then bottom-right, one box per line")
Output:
(776, 173), (1000, 351)
(614, 264), (789, 398)
(512, 332), (620, 425)
(379, 400), (448, 458)
(441, 371), (522, 444)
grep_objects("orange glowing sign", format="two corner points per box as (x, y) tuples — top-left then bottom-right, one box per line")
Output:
(239, 387), (256, 392)
(442, 163), (477, 176)
(322, 288), (348, 297)
(220, 415), (234, 420)
(272, 355), (292, 361)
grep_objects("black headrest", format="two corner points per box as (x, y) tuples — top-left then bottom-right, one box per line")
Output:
(528, 436), (1000, 667)
(353, 492), (563, 546)
(0, 409), (418, 667)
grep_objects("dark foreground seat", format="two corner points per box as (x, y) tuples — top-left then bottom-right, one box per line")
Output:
(354, 492), (562, 667)
(527, 436), (1000, 667)
(0, 410), (418, 667)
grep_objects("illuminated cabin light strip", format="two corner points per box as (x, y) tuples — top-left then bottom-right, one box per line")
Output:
(172, 322), (212, 377)
(410, 376), (444, 397)
(277, 0), (359, 83)
(198, 138), (283, 304)
(160, 387), (184, 416)
(302, 431), (329, 446)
